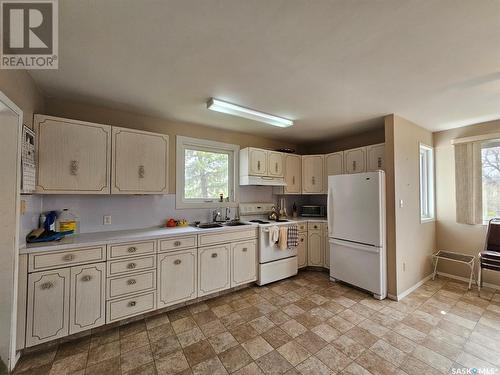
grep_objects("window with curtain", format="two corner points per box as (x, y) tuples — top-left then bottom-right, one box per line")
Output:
(482, 140), (500, 221)
(419, 144), (435, 221)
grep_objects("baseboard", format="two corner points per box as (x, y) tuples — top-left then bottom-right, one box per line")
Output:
(390, 273), (433, 301)
(437, 271), (500, 290)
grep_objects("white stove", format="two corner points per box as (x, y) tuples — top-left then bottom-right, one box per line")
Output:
(239, 203), (298, 285)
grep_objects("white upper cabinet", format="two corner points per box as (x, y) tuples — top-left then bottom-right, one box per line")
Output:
(247, 148), (268, 175)
(284, 154), (301, 194)
(35, 115), (111, 194)
(325, 152), (344, 177)
(112, 127), (169, 194)
(344, 147), (366, 174)
(302, 155), (325, 194)
(268, 151), (284, 177)
(366, 143), (385, 171)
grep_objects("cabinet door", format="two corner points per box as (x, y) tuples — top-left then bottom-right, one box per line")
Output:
(344, 147), (366, 174)
(69, 263), (105, 335)
(35, 115), (111, 194)
(366, 143), (385, 171)
(231, 240), (257, 287)
(157, 249), (197, 308)
(198, 245), (231, 297)
(302, 155), (325, 194)
(268, 152), (284, 177)
(284, 154), (301, 194)
(112, 127), (169, 194)
(248, 148), (268, 175)
(26, 269), (70, 347)
(325, 152), (344, 176)
(307, 230), (324, 267)
(323, 224), (330, 269)
(297, 233), (308, 268)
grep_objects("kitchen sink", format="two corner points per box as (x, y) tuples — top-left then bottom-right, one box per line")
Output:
(196, 222), (223, 229)
(223, 221), (250, 226)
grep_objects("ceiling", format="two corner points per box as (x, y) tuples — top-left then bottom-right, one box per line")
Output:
(29, 0), (500, 142)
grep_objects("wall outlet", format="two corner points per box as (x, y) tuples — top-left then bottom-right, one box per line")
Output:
(103, 215), (112, 225)
(20, 199), (27, 215)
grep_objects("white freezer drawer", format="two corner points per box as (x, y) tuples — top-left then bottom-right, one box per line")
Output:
(329, 238), (386, 299)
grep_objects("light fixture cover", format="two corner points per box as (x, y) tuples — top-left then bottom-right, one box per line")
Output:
(207, 98), (293, 128)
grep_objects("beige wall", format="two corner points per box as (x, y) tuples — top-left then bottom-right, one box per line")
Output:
(300, 126), (385, 154)
(0, 71), (44, 127)
(434, 119), (500, 285)
(385, 115), (436, 296)
(45, 98), (298, 193)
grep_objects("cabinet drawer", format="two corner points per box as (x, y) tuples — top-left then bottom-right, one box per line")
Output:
(158, 235), (197, 252)
(106, 291), (156, 323)
(107, 240), (155, 259)
(29, 246), (106, 272)
(107, 270), (156, 299)
(307, 222), (323, 231)
(297, 223), (307, 232)
(198, 229), (257, 247)
(107, 255), (156, 276)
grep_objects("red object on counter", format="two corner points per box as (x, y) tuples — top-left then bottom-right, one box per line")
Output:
(166, 218), (177, 227)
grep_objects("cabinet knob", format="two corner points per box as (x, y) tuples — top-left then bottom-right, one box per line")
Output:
(127, 262), (137, 269)
(174, 259), (182, 265)
(127, 279), (136, 285)
(174, 241), (181, 247)
(312, 176), (315, 185)
(128, 301), (137, 307)
(63, 254), (75, 261)
(314, 225), (318, 229)
(292, 176), (295, 185)
(377, 157), (382, 168)
(138, 165), (145, 178)
(82, 275), (92, 282)
(70, 160), (79, 175)
(257, 161), (261, 170)
(242, 247), (248, 252)
(128, 247), (137, 253)
(353, 160), (357, 171)
(211, 253), (218, 258)
(300, 238), (304, 242)
(41, 282), (53, 290)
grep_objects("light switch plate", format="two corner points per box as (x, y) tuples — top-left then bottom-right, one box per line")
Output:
(103, 215), (112, 225)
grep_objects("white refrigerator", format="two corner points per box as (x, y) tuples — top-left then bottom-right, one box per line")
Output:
(327, 171), (387, 299)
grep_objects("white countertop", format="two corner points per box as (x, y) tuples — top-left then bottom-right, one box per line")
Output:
(20, 223), (259, 254)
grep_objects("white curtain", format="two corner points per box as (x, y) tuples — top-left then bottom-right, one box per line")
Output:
(454, 142), (482, 224)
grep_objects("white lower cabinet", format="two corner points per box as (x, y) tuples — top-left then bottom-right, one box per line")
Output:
(307, 229), (324, 267)
(198, 244), (231, 297)
(157, 249), (197, 308)
(26, 268), (70, 347)
(231, 240), (257, 287)
(69, 263), (106, 335)
(297, 232), (308, 268)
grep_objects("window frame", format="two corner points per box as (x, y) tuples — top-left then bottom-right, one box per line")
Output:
(419, 143), (435, 223)
(481, 139), (500, 223)
(176, 136), (239, 209)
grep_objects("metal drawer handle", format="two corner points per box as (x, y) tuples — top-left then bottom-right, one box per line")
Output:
(82, 275), (92, 282)
(127, 263), (137, 269)
(138, 165), (145, 178)
(211, 253), (218, 258)
(275, 163), (278, 172)
(174, 259), (182, 265)
(128, 301), (137, 307)
(128, 247), (137, 253)
(63, 254), (75, 261)
(70, 160), (79, 175)
(41, 282), (53, 290)
(242, 248), (248, 252)
(127, 279), (137, 285)
(174, 241), (181, 247)
(353, 160), (357, 171)
(292, 176), (295, 185)
(377, 157), (382, 168)
(257, 160), (261, 170)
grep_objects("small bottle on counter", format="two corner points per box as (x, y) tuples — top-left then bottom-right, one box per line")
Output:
(56, 208), (79, 234)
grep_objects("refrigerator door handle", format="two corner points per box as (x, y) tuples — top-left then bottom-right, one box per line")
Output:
(327, 184), (334, 237)
(331, 239), (380, 254)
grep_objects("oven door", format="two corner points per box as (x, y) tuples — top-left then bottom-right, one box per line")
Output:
(259, 226), (298, 263)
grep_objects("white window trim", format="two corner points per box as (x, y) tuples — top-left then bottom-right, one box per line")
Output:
(481, 139), (500, 224)
(419, 143), (435, 223)
(176, 136), (239, 209)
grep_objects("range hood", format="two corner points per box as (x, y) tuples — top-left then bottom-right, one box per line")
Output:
(240, 175), (287, 186)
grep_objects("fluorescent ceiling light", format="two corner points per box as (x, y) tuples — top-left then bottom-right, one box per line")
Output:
(207, 98), (293, 128)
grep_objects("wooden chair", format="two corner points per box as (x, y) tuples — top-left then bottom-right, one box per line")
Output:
(478, 218), (500, 296)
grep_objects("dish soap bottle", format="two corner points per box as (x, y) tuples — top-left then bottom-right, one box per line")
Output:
(57, 209), (78, 234)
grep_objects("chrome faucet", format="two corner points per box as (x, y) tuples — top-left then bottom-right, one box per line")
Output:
(212, 208), (223, 222)
(225, 207), (231, 221)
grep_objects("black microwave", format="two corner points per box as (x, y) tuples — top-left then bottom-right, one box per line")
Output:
(300, 205), (326, 217)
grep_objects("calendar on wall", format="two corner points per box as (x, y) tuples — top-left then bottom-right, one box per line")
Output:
(21, 125), (36, 194)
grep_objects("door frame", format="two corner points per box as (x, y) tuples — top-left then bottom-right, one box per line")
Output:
(0, 89), (23, 371)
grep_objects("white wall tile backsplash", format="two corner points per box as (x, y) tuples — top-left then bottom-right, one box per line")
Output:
(34, 186), (276, 234)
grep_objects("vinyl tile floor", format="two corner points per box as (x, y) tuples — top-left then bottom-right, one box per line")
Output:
(13, 271), (500, 375)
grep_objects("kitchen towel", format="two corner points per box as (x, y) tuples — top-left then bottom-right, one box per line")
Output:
(269, 226), (279, 247)
(287, 225), (299, 249)
(279, 227), (288, 250)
